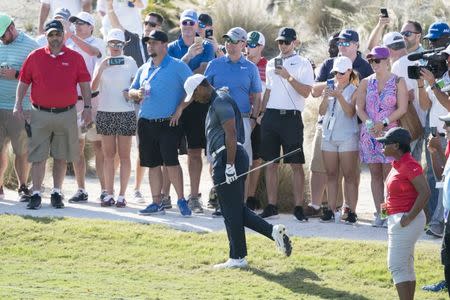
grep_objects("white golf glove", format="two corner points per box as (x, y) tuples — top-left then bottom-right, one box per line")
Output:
(225, 164), (238, 184)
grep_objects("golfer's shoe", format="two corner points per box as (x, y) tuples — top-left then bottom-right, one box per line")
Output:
(272, 224), (292, 257)
(213, 258), (248, 269)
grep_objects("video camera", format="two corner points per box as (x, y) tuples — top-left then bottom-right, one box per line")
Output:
(407, 46), (448, 79)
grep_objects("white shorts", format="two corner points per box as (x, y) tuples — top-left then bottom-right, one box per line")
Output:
(321, 134), (359, 152)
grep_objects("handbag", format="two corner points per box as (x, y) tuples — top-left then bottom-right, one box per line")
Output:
(395, 76), (423, 141)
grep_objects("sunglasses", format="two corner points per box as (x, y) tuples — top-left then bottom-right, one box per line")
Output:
(74, 20), (89, 26)
(337, 41), (351, 47)
(331, 71), (347, 76)
(144, 21), (157, 27)
(400, 31), (420, 37)
(277, 40), (292, 45)
(224, 38), (240, 45)
(198, 22), (206, 29)
(368, 58), (386, 64)
(181, 20), (196, 26)
(108, 42), (125, 49)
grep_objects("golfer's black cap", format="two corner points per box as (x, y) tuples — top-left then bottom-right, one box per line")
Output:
(376, 127), (411, 145)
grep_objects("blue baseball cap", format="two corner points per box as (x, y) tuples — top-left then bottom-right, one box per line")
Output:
(424, 22), (450, 39)
(180, 9), (198, 22)
(338, 29), (359, 42)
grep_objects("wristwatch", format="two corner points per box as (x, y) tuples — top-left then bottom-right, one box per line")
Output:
(84, 105), (92, 109)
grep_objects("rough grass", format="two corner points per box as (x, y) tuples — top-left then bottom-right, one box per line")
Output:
(0, 215), (444, 299)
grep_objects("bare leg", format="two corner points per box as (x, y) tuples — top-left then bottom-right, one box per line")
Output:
(339, 151), (359, 212)
(72, 139), (86, 189)
(14, 152), (30, 186)
(0, 146), (8, 187)
(166, 165), (184, 200)
(117, 136), (132, 196)
(368, 163), (384, 213)
(187, 148), (202, 197)
(162, 165), (170, 196)
(310, 171), (327, 206)
(92, 141), (105, 190)
(52, 159), (67, 190)
(291, 163), (305, 206)
(322, 151), (339, 211)
(148, 166), (163, 204)
(395, 281), (414, 300)
(101, 135), (116, 195)
(31, 160), (47, 192)
(134, 157), (145, 191)
(265, 163), (279, 205)
(247, 159), (262, 197)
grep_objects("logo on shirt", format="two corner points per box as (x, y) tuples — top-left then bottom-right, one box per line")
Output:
(290, 63), (298, 66)
(62, 62), (69, 66)
(240, 66), (247, 70)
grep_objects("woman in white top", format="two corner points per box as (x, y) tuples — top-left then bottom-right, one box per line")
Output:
(319, 56), (360, 223)
(91, 28), (138, 207)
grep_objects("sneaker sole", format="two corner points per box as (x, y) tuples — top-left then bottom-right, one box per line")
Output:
(319, 219), (334, 223)
(69, 200), (88, 203)
(293, 217), (308, 222)
(27, 204), (42, 210)
(138, 211), (166, 216)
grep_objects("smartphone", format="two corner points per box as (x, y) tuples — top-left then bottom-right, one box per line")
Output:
(407, 65), (423, 80)
(380, 7), (389, 18)
(25, 121), (32, 138)
(108, 57), (125, 66)
(194, 36), (203, 45)
(326, 79), (335, 90)
(274, 58), (283, 69)
(205, 29), (213, 39)
(431, 127), (437, 137)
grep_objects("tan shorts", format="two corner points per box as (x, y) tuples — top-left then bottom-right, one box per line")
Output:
(0, 109), (29, 155)
(310, 125), (326, 173)
(28, 106), (79, 162)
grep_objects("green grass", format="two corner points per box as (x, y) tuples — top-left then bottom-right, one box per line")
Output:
(0, 215), (445, 299)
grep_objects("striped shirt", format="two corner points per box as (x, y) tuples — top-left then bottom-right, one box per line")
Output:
(0, 32), (38, 110)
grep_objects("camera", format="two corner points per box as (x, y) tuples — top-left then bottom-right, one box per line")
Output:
(205, 29), (213, 39)
(407, 47), (448, 79)
(380, 8), (388, 18)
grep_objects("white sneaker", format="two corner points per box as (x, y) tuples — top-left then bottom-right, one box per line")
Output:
(272, 224), (292, 256)
(134, 190), (145, 203)
(213, 258), (248, 269)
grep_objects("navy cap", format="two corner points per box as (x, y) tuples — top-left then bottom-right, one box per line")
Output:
(142, 30), (168, 43)
(275, 27), (297, 42)
(44, 19), (64, 35)
(338, 29), (359, 42)
(424, 21), (450, 39)
(376, 127), (412, 145)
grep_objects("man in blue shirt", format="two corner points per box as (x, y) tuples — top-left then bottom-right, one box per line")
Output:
(0, 14), (38, 202)
(183, 73), (291, 269)
(205, 27), (262, 165)
(168, 9), (214, 214)
(128, 30), (192, 217)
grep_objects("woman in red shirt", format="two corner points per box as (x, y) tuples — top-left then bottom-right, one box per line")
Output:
(376, 127), (430, 300)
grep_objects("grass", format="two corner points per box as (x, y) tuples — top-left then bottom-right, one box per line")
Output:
(0, 215), (445, 299)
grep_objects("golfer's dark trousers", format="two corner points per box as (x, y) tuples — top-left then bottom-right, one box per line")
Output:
(213, 146), (273, 259)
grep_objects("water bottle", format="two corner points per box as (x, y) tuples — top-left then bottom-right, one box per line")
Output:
(326, 79), (335, 101)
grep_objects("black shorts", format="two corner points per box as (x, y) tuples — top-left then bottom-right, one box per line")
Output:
(260, 109), (305, 164)
(137, 118), (182, 168)
(180, 101), (208, 149)
(442, 221), (450, 266)
(251, 124), (261, 161)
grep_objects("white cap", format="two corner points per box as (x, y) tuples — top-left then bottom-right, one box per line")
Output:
(383, 32), (404, 47)
(247, 31), (265, 47)
(184, 74), (206, 102)
(331, 56), (352, 73)
(439, 112), (450, 122)
(441, 44), (450, 56)
(69, 12), (95, 26)
(107, 28), (125, 42)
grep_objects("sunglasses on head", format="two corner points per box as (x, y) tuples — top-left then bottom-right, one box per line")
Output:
(181, 20), (196, 26)
(144, 21), (157, 27)
(225, 38), (240, 44)
(368, 58), (386, 64)
(277, 40), (292, 45)
(337, 41), (351, 47)
(400, 31), (419, 37)
(74, 20), (89, 26)
(108, 42), (125, 49)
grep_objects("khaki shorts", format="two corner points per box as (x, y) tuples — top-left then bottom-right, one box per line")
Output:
(310, 125), (326, 173)
(0, 109), (28, 155)
(28, 106), (79, 162)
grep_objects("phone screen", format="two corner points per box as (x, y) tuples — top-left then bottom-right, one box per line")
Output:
(109, 57), (125, 66)
(274, 58), (283, 69)
(205, 29), (213, 39)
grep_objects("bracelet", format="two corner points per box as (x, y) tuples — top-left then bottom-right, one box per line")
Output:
(84, 105), (92, 109)
(418, 85), (424, 88)
(250, 116), (257, 120)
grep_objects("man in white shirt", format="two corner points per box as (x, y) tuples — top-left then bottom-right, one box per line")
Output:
(258, 27), (314, 222)
(38, 0), (92, 34)
(65, 12), (107, 204)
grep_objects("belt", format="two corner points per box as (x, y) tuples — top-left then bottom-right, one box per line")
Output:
(144, 117), (172, 123)
(211, 142), (243, 158)
(32, 104), (75, 113)
(267, 108), (300, 116)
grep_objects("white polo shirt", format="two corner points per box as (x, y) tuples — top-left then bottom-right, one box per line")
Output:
(265, 54), (314, 111)
(428, 72), (450, 133)
(40, 0), (82, 18)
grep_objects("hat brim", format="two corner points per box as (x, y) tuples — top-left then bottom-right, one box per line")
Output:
(424, 33), (440, 39)
(181, 17), (197, 22)
(45, 28), (63, 35)
(366, 53), (388, 60)
(439, 116), (450, 122)
(375, 137), (388, 143)
(275, 36), (294, 42)
(68, 16), (92, 25)
(184, 93), (195, 103)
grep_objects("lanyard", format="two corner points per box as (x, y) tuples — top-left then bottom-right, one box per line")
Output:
(143, 65), (161, 86)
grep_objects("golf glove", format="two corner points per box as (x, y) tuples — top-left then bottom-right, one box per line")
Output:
(225, 164), (237, 184)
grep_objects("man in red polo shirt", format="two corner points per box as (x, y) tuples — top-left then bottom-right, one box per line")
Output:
(13, 19), (92, 210)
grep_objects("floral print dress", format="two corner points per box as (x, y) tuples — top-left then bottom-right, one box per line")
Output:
(359, 74), (398, 164)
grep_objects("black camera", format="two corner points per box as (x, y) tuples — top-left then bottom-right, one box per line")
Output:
(407, 47), (448, 79)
